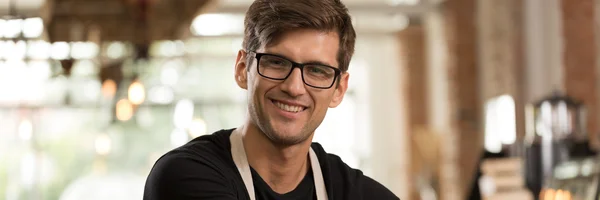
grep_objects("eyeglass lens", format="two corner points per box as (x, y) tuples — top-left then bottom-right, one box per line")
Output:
(258, 54), (337, 88)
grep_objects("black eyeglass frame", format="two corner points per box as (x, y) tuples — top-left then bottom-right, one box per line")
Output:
(248, 51), (342, 89)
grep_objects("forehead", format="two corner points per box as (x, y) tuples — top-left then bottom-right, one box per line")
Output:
(261, 29), (340, 67)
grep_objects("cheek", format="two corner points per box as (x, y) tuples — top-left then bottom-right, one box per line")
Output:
(247, 72), (262, 96)
(250, 84), (263, 107)
(311, 92), (334, 114)
(246, 77), (261, 108)
(249, 78), (272, 107)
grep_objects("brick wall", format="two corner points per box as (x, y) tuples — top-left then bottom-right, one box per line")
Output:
(443, 0), (482, 198)
(398, 24), (428, 200)
(400, 25), (428, 128)
(561, 0), (598, 143)
(477, 0), (526, 146)
(424, 0), (600, 199)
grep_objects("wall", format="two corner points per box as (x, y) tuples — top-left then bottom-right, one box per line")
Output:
(358, 33), (409, 200)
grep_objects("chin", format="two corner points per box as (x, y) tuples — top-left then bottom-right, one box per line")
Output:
(262, 126), (312, 146)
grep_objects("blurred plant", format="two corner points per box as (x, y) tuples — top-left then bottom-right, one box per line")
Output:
(32, 107), (175, 198)
(38, 133), (96, 200)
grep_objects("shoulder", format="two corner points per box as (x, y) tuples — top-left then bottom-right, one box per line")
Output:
(161, 128), (235, 171)
(144, 129), (242, 200)
(311, 143), (400, 200)
(183, 128), (234, 158)
(151, 129), (230, 173)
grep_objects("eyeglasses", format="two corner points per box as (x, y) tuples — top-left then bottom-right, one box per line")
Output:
(250, 51), (341, 89)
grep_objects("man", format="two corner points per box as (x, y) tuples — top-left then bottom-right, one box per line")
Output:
(143, 0), (400, 199)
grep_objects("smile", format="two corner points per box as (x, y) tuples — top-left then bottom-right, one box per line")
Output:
(272, 100), (307, 113)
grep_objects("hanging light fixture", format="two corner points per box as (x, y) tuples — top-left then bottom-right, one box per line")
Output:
(116, 99), (134, 121)
(2, 0), (25, 38)
(128, 79), (145, 105)
(101, 79), (117, 98)
(1, 0), (46, 39)
(22, 17), (43, 38)
(1, 0), (47, 62)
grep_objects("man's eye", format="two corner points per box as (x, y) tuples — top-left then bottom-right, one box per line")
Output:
(307, 66), (333, 76)
(269, 60), (286, 66)
(310, 67), (325, 74)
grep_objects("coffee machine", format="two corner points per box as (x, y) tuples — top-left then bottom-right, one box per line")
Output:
(523, 91), (593, 199)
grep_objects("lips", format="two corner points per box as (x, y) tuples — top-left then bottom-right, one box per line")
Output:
(271, 100), (307, 113)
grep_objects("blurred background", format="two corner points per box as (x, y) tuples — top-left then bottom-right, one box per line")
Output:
(1, 0), (599, 200)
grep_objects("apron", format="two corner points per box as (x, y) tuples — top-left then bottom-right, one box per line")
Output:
(230, 130), (328, 200)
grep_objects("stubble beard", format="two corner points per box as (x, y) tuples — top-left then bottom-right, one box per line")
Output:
(263, 125), (312, 146)
(249, 103), (314, 146)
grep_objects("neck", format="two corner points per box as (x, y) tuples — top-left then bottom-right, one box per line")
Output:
(237, 123), (313, 194)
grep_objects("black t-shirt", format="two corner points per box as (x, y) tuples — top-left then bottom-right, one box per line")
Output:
(251, 167), (316, 200)
(143, 129), (400, 200)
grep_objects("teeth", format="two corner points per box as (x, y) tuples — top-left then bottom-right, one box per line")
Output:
(275, 101), (303, 113)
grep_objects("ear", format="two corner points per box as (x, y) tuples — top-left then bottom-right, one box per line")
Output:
(234, 50), (249, 89)
(329, 72), (349, 108)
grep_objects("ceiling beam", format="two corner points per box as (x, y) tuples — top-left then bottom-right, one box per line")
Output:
(52, 1), (126, 16)
(46, 0), (213, 42)
(209, 2), (438, 16)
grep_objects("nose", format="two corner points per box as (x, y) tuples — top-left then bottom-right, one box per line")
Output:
(279, 68), (306, 97)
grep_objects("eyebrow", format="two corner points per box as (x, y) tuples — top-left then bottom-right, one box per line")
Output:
(265, 51), (337, 68)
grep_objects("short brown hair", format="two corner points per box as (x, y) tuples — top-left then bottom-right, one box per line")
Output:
(243, 0), (356, 72)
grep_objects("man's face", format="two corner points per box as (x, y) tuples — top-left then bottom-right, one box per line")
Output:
(234, 29), (350, 146)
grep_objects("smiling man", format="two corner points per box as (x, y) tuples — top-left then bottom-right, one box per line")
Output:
(143, 0), (399, 199)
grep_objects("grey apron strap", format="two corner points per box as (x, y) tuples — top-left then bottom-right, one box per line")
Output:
(230, 130), (328, 200)
(309, 148), (329, 200)
(230, 130), (256, 200)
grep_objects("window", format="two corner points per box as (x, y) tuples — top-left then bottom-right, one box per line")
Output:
(484, 95), (517, 153)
